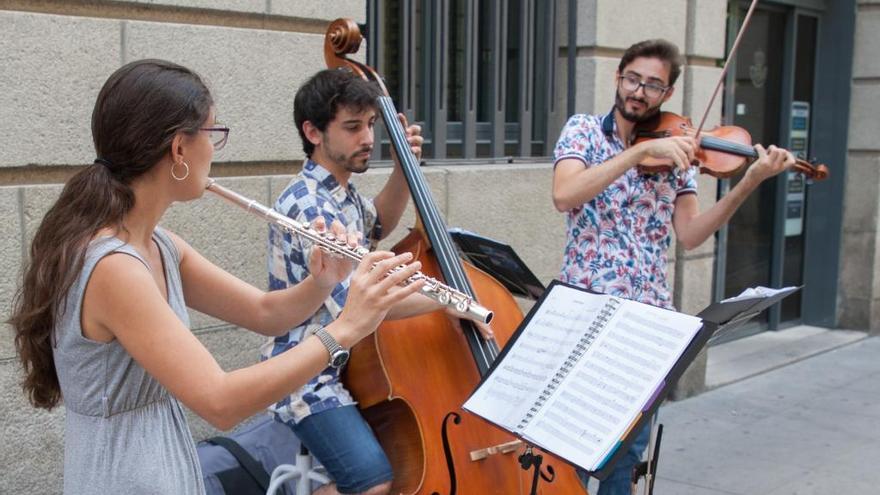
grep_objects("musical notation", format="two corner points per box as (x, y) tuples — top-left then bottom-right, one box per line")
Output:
(465, 284), (702, 472)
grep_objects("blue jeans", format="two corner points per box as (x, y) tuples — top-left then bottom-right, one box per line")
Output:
(578, 419), (652, 495)
(285, 405), (393, 494)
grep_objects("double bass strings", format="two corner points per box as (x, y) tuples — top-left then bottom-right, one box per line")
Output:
(376, 96), (501, 370)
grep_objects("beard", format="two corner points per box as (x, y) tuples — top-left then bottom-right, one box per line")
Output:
(615, 91), (662, 123)
(324, 139), (373, 174)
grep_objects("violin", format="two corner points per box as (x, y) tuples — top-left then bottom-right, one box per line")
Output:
(630, 111), (829, 180)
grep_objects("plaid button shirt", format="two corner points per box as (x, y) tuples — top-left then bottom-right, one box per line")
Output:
(554, 111), (698, 309)
(263, 159), (383, 423)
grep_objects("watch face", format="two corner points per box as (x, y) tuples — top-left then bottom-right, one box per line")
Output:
(330, 349), (350, 368)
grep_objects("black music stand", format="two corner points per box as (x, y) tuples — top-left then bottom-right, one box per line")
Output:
(448, 228), (545, 300)
(626, 286), (801, 494)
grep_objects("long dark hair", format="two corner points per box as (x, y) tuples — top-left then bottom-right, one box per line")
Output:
(9, 59), (213, 409)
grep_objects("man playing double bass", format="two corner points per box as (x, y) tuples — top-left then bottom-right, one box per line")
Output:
(264, 69), (492, 495)
(551, 39), (795, 495)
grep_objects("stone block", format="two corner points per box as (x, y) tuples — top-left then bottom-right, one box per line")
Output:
(874, 234), (880, 296)
(593, 0), (687, 50)
(853, 7), (880, 79)
(842, 153), (880, 232)
(575, 0), (599, 47)
(444, 163), (566, 285)
(871, 298), (880, 335)
(0, 11), (121, 167)
(0, 188), (22, 360)
(685, 0), (726, 59)
(848, 84), (880, 151)
(675, 254), (714, 316)
(164, 176), (271, 329)
(124, 21), (326, 162)
(574, 56), (603, 115)
(0, 361), (65, 494)
(838, 231), (876, 300)
(838, 295), (871, 330)
(682, 65), (723, 127)
(550, 54), (571, 137)
(126, 0), (265, 13)
(20, 184), (64, 247)
(270, 0), (367, 22)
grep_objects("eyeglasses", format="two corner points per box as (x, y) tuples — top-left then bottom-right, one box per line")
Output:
(200, 126), (230, 151)
(618, 74), (669, 99)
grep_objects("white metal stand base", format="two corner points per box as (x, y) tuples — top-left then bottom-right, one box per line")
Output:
(267, 448), (330, 495)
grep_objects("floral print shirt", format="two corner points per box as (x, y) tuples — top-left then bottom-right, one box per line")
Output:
(553, 110), (697, 309)
(263, 159), (382, 424)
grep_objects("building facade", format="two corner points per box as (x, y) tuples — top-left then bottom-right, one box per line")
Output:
(0, 0), (873, 492)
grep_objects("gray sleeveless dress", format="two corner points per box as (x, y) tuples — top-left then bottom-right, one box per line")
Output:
(52, 229), (205, 494)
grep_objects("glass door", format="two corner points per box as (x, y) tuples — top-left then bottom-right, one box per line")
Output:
(721, 5), (788, 326)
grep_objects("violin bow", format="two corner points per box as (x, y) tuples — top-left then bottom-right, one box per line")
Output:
(693, 0), (760, 141)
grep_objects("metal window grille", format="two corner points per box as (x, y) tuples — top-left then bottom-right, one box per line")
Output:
(366, 0), (572, 162)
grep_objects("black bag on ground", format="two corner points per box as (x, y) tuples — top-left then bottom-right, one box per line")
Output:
(197, 415), (319, 495)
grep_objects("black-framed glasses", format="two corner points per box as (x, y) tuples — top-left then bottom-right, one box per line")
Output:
(618, 74), (669, 99)
(201, 126), (230, 151)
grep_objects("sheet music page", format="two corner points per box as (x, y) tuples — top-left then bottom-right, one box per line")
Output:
(721, 285), (798, 303)
(463, 285), (610, 431)
(522, 297), (702, 471)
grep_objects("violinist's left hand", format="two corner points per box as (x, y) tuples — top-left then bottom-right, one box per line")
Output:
(398, 113), (424, 161)
(745, 144), (796, 183)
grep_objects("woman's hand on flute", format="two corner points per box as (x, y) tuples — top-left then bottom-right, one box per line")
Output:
(330, 251), (426, 345)
(308, 217), (360, 290)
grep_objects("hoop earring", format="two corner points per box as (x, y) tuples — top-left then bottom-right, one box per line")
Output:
(171, 160), (190, 181)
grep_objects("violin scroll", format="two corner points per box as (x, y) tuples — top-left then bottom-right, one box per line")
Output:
(793, 157), (829, 181)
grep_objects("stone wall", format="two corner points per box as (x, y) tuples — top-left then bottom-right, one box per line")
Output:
(840, 0), (880, 333)
(3, 0), (860, 492)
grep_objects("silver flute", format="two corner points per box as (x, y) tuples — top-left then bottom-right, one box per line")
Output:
(205, 179), (493, 324)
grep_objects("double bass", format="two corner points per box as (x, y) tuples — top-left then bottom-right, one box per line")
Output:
(325, 19), (587, 495)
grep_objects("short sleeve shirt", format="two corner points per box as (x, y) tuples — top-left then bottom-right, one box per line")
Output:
(263, 159), (383, 424)
(553, 111), (697, 309)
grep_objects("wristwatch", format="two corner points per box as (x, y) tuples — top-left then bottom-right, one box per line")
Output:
(314, 327), (350, 369)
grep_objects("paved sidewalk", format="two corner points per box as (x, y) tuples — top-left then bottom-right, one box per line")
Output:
(647, 333), (880, 494)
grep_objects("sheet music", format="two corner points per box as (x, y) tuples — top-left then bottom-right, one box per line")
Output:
(463, 285), (609, 430)
(464, 283), (703, 472)
(721, 285), (798, 303)
(522, 297), (701, 470)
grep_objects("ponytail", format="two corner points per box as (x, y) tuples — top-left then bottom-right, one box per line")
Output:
(10, 163), (133, 408)
(9, 59), (212, 409)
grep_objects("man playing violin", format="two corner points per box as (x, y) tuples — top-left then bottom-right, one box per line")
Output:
(551, 39), (795, 495)
(265, 69), (491, 495)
